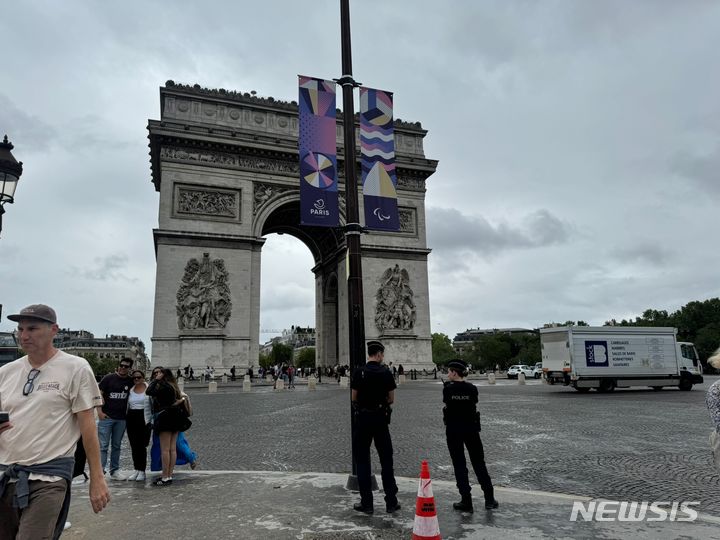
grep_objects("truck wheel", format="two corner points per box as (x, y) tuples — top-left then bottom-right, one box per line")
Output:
(547, 378), (555, 385)
(598, 379), (615, 393)
(678, 379), (693, 391)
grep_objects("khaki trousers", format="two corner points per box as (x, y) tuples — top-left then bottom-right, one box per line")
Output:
(0, 479), (67, 540)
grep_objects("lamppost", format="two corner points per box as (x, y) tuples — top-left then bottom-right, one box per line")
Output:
(0, 135), (23, 238)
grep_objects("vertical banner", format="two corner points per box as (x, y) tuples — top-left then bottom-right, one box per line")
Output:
(360, 87), (399, 231)
(298, 75), (339, 227)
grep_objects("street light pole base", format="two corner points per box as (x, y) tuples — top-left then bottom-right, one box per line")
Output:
(345, 474), (378, 491)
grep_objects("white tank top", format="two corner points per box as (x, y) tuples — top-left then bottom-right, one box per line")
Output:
(128, 387), (146, 410)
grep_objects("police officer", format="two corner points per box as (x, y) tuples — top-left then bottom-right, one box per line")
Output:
(351, 340), (401, 515)
(443, 359), (499, 512)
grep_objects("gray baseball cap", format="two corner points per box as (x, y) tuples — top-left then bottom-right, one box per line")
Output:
(7, 304), (58, 324)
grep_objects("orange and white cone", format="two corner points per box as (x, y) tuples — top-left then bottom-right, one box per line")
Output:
(412, 460), (441, 540)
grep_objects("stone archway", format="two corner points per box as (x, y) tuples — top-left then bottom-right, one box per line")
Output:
(147, 81), (438, 372)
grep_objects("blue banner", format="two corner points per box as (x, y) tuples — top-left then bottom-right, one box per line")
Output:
(298, 76), (339, 227)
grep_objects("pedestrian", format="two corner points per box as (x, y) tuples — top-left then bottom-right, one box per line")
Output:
(98, 357), (134, 479)
(0, 304), (110, 539)
(230, 365), (236, 381)
(398, 364), (404, 377)
(351, 340), (400, 515)
(288, 365), (296, 389)
(125, 370), (151, 482)
(705, 347), (720, 472)
(176, 368), (182, 381)
(189, 366), (194, 381)
(146, 368), (191, 485)
(147, 367), (197, 473)
(443, 359), (498, 512)
(184, 364), (190, 378)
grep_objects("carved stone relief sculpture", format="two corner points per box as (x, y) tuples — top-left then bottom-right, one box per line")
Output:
(253, 183), (291, 215)
(177, 186), (239, 219)
(374, 264), (416, 332)
(177, 253), (232, 330)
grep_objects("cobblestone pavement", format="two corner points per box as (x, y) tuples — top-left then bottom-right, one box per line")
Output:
(118, 376), (720, 515)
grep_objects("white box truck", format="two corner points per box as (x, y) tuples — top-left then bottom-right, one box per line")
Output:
(540, 326), (703, 392)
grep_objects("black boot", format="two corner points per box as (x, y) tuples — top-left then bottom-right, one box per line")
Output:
(453, 494), (474, 513)
(353, 502), (374, 515)
(485, 498), (499, 510)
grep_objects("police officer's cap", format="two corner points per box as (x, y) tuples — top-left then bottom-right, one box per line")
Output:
(447, 359), (468, 374)
(367, 340), (385, 356)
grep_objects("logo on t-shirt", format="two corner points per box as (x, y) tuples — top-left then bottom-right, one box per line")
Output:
(36, 381), (61, 392)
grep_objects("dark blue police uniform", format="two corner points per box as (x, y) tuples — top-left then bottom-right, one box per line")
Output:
(351, 361), (399, 511)
(443, 379), (496, 508)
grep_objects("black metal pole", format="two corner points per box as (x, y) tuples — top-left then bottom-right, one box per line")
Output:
(339, 0), (368, 490)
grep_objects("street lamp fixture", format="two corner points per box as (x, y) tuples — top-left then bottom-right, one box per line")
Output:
(0, 135), (23, 237)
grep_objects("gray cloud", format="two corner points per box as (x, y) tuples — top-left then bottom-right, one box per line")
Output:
(609, 244), (672, 266)
(670, 148), (720, 197)
(0, 94), (57, 151)
(427, 207), (572, 258)
(73, 254), (136, 282)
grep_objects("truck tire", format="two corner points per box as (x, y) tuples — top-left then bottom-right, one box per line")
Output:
(678, 379), (693, 391)
(598, 379), (615, 393)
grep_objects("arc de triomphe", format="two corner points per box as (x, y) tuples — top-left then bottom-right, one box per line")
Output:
(147, 81), (438, 371)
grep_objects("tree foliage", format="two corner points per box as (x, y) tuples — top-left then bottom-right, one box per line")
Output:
(270, 342), (293, 365)
(431, 333), (455, 366)
(81, 353), (117, 377)
(603, 297), (720, 365)
(460, 332), (540, 370)
(296, 347), (316, 369)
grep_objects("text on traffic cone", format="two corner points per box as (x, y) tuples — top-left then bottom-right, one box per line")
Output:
(412, 460), (441, 540)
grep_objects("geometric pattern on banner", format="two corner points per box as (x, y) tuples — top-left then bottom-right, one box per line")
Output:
(298, 75), (338, 227)
(360, 86), (399, 231)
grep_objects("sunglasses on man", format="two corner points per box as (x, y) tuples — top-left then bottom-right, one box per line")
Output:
(23, 369), (41, 396)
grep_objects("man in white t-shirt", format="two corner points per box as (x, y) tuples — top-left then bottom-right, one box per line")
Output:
(0, 304), (110, 539)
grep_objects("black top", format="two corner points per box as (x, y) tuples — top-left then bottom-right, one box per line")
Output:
(98, 373), (132, 419)
(443, 380), (480, 429)
(351, 361), (396, 409)
(145, 379), (178, 411)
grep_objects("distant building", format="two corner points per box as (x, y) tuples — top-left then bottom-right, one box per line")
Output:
(260, 325), (316, 361)
(0, 332), (20, 367)
(452, 327), (535, 354)
(54, 329), (149, 372)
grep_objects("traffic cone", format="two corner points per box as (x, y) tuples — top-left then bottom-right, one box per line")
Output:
(412, 460), (441, 540)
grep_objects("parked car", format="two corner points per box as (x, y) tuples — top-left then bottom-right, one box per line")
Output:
(507, 365), (533, 379)
(532, 363), (543, 378)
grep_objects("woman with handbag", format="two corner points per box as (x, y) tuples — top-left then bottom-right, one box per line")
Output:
(146, 368), (191, 485)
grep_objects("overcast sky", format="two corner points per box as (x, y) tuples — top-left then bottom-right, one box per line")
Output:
(1, 1), (718, 354)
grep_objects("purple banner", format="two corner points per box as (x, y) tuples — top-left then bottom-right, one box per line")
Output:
(360, 87), (399, 231)
(298, 76), (338, 227)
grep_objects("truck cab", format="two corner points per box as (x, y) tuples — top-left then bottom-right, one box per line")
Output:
(677, 342), (702, 376)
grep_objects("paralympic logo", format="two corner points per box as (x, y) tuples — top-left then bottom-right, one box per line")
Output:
(373, 207), (391, 221)
(569, 501), (699, 522)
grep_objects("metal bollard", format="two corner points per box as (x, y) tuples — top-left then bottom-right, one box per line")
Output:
(308, 376), (317, 391)
(275, 378), (285, 390)
(243, 379), (251, 392)
(339, 376), (349, 388)
(208, 381), (218, 393)
(398, 374), (406, 385)
(487, 373), (496, 385)
(222, 374), (228, 384)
